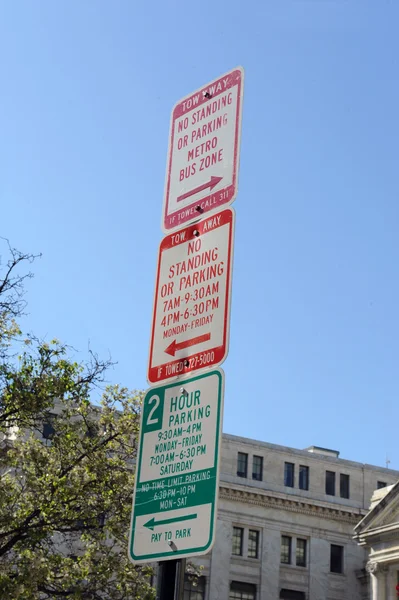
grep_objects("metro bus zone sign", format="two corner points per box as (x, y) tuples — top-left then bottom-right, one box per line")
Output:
(147, 208), (234, 384)
(162, 67), (244, 232)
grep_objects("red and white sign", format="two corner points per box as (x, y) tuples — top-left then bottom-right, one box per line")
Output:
(148, 208), (234, 383)
(162, 67), (244, 233)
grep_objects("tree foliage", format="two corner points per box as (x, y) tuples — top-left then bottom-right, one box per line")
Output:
(0, 243), (154, 599)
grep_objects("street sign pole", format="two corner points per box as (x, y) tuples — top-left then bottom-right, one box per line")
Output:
(157, 558), (185, 600)
(129, 66), (243, 600)
(175, 558), (186, 600)
(156, 560), (176, 600)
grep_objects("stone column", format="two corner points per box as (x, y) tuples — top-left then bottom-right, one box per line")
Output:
(382, 565), (389, 600)
(366, 562), (387, 600)
(208, 519), (231, 600)
(309, 538), (329, 600)
(259, 527), (280, 599)
(387, 566), (398, 600)
(382, 566), (388, 600)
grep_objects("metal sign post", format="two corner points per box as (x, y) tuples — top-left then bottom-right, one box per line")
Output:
(128, 66), (244, 600)
(156, 559), (186, 600)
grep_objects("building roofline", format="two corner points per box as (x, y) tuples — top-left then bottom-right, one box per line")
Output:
(354, 479), (399, 533)
(222, 432), (399, 475)
(305, 445), (340, 457)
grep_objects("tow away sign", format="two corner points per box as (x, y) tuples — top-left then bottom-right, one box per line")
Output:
(147, 208), (234, 384)
(162, 67), (244, 232)
(128, 369), (224, 563)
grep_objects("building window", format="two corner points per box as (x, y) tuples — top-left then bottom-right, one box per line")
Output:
(230, 582), (256, 600)
(299, 465), (309, 490)
(340, 474), (350, 499)
(325, 471), (336, 496)
(330, 544), (344, 573)
(237, 453), (248, 478)
(284, 462), (294, 487)
(252, 455), (263, 481)
(377, 481), (387, 489)
(279, 591), (306, 600)
(232, 527), (243, 556)
(296, 538), (307, 567)
(248, 530), (259, 559)
(42, 414), (56, 440)
(281, 535), (292, 564)
(184, 575), (205, 600)
(85, 422), (98, 438)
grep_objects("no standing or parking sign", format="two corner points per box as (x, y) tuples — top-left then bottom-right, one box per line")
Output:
(148, 208), (234, 384)
(162, 67), (244, 232)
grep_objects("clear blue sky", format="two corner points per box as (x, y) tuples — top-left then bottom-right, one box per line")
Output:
(1, 1), (398, 469)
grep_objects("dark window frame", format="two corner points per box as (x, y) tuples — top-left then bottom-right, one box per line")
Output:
(330, 544), (344, 574)
(281, 535), (292, 564)
(248, 529), (259, 559)
(42, 413), (57, 440)
(252, 455), (263, 481)
(299, 465), (309, 491)
(232, 526), (244, 556)
(296, 538), (307, 567)
(284, 462), (295, 487)
(325, 470), (336, 496)
(230, 581), (256, 600)
(237, 452), (248, 478)
(184, 575), (206, 600)
(279, 590), (306, 600)
(340, 473), (350, 499)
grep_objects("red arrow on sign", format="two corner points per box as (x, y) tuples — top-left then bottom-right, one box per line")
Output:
(177, 176), (223, 202)
(165, 333), (211, 357)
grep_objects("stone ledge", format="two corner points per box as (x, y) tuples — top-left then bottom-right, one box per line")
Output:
(219, 485), (365, 524)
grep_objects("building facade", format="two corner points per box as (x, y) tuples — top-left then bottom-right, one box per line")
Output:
(184, 434), (399, 600)
(5, 407), (399, 600)
(354, 481), (399, 600)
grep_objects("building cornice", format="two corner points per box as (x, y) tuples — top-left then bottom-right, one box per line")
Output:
(355, 521), (399, 547)
(219, 485), (366, 525)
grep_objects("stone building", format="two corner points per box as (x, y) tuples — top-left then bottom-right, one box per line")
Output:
(354, 481), (399, 600)
(184, 434), (399, 600)
(5, 405), (399, 600)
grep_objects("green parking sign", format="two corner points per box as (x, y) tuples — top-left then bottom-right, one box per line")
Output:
(128, 368), (224, 563)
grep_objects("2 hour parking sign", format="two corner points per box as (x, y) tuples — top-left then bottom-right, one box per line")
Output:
(128, 369), (224, 563)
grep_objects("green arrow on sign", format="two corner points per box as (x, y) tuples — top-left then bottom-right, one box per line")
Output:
(144, 513), (197, 531)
